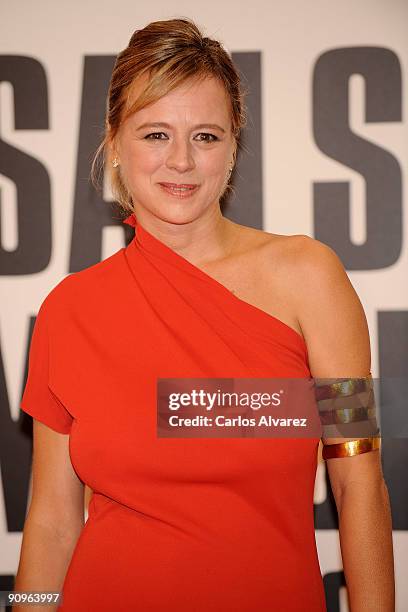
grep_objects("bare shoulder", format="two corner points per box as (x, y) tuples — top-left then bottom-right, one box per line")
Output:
(234, 224), (371, 374)
(276, 233), (370, 375)
(272, 233), (355, 298)
(273, 232), (346, 277)
(241, 225), (342, 270)
(254, 230), (359, 317)
(231, 222), (300, 252)
(233, 223), (338, 272)
(231, 222), (350, 289)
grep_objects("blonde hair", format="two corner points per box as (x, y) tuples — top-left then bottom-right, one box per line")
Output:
(91, 17), (248, 216)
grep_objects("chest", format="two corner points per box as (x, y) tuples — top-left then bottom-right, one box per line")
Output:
(198, 243), (302, 337)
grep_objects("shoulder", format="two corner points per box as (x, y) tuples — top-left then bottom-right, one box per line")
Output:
(243, 229), (371, 373)
(233, 221), (347, 277)
(274, 232), (364, 318)
(238, 226), (346, 281)
(278, 233), (347, 280)
(37, 247), (127, 319)
(275, 234), (358, 308)
(233, 224), (353, 306)
(236, 225), (342, 279)
(273, 234), (371, 376)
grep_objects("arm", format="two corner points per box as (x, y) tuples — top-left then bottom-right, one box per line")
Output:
(292, 236), (395, 612)
(13, 419), (85, 611)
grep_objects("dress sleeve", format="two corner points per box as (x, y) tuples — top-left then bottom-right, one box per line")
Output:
(20, 297), (73, 434)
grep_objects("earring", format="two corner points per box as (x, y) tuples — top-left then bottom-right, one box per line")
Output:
(112, 157), (119, 168)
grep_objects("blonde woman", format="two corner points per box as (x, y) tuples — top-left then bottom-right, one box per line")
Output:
(15, 17), (394, 611)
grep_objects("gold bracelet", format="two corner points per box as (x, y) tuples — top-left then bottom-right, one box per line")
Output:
(315, 374), (373, 401)
(322, 437), (381, 460)
(319, 405), (376, 425)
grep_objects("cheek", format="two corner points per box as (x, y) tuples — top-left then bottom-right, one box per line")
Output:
(122, 148), (162, 183)
(133, 146), (162, 170)
(198, 154), (228, 179)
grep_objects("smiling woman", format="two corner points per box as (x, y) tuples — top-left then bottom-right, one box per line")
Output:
(91, 19), (248, 220)
(105, 74), (238, 226)
(16, 14), (394, 612)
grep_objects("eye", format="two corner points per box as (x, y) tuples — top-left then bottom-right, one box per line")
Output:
(143, 132), (219, 142)
(144, 132), (167, 140)
(195, 133), (219, 143)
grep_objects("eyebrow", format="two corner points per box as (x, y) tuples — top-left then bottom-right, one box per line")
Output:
(134, 122), (226, 134)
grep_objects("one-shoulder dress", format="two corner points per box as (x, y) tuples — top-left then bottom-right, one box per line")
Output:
(20, 214), (327, 611)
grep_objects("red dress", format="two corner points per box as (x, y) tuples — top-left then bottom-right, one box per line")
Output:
(21, 214), (327, 611)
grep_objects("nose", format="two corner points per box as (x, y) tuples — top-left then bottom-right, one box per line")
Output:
(165, 136), (195, 174)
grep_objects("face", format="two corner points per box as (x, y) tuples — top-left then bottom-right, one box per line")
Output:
(114, 74), (236, 225)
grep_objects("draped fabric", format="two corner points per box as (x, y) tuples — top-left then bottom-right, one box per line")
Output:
(21, 213), (326, 611)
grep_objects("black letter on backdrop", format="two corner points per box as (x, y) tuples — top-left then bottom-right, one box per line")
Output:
(0, 55), (51, 274)
(312, 47), (402, 269)
(1, 315), (35, 532)
(378, 311), (408, 531)
(70, 55), (116, 272)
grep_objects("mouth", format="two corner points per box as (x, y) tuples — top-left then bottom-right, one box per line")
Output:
(158, 183), (199, 198)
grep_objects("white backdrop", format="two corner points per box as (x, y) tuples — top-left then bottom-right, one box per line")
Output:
(1, 0), (407, 609)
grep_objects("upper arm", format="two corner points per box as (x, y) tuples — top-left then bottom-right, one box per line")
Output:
(20, 289), (84, 535)
(27, 419), (85, 540)
(292, 236), (384, 499)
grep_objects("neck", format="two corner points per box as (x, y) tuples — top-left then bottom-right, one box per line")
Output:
(132, 204), (240, 266)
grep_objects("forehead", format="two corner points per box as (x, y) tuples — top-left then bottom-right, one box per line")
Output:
(126, 74), (231, 124)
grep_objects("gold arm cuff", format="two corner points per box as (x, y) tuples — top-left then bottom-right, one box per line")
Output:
(319, 405), (376, 425)
(315, 374), (373, 401)
(322, 437), (381, 460)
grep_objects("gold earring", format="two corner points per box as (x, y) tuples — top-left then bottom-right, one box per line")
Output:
(112, 157), (119, 168)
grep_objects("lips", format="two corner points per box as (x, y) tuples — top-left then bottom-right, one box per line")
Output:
(159, 183), (197, 189)
(158, 183), (199, 198)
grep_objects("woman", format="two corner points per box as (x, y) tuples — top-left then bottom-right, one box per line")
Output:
(15, 17), (394, 611)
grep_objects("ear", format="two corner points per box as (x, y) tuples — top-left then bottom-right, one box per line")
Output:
(107, 138), (119, 165)
(232, 140), (238, 163)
